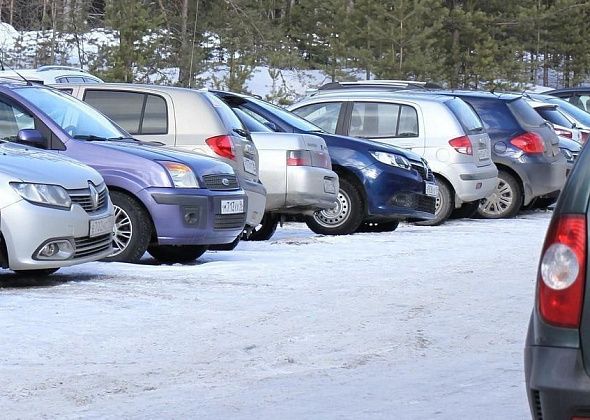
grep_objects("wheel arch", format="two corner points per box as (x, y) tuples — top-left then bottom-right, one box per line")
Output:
(107, 186), (157, 242)
(332, 165), (368, 217)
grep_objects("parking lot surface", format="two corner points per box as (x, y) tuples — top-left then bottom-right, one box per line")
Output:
(0, 213), (550, 419)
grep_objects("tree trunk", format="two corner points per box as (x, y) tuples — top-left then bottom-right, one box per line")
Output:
(178, 0), (189, 86)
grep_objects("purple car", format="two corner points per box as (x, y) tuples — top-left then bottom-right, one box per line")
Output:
(0, 82), (247, 263)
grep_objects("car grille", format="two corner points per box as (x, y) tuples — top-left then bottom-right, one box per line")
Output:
(392, 192), (436, 214)
(417, 195), (436, 213)
(69, 185), (109, 213)
(74, 233), (112, 259)
(411, 161), (434, 181)
(203, 174), (239, 190)
(214, 213), (246, 229)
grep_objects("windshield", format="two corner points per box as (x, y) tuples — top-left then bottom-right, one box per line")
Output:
(232, 107), (272, 133)
(15, 86), (125, 139)
(248, 96), (324, 132)
(544, 97), (590, 127)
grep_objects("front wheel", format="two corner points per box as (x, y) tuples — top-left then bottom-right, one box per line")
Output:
(147, 245), (207, 264)
(304, 177), (364, 235)
(415, 180), (453, 226)
(477, 170), (522, 219)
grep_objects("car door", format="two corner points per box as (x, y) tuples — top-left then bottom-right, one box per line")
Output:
(342, 100), (425, 153)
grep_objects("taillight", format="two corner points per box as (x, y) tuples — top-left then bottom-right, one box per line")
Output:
(287, 150), (312, 166)
(205, 135), (235, 160)
(510, 132), (545, 154)
(581, 131), (589, 144)
(314, 151), (332, 169)
(554, 128), (573, 139)
(538, 214), (586, 328)
(448, 135), (472, 155)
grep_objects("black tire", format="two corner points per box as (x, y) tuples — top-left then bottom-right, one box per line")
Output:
(13, 268), (59, 276)
(450, 201), (480, 219)
(147, 245), (207, 264)
(246, 213), (280, 241)
(209, 235), (241, 251)
(304, 177), (364, 235)
(104, 191), (152, 263)
(415, 180), (453, 226)
(477, 170), (523, 219)
(356, 220), (400, 233)
(532, 197), (557, 210)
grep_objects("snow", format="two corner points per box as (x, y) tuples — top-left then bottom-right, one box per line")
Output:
(0, 212), (551, 419)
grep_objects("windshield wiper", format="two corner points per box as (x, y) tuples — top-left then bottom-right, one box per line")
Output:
(73, 134), (109, 141)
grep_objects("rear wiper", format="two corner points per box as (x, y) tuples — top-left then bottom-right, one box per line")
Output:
(233, 128), (249, 138)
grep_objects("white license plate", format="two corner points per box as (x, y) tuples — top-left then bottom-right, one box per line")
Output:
(243, 157), (257, 175)
(221, 199), (244, 215)
(425, 182), (439, 197)
(324, 178), (336, 193)
(89, 215), (114, 238)
(478, 148), (490, 160)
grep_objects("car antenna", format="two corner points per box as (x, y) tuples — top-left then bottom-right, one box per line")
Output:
(0, 53), (32, 86)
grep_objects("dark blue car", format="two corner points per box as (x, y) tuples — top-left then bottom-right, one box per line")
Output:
(212, 91), (436, 235)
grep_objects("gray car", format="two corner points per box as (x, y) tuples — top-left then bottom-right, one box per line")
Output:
(0, 141), (114, 275)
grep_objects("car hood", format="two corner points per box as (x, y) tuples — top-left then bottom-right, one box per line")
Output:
(89, 140), (236, 176)
(0, 142), (103, 188)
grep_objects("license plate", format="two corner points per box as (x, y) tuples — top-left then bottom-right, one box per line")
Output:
(89, 215), (114, 238)
(478, 148), (490, 160)
(221, 199), (244, 215)
(425, 182), (439, 197)
(243, 157), (257, 175)
(324, 178), (336, 193)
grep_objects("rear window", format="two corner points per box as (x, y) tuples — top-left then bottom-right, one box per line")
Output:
(507, 98), (545, 127)
(292, 102), (342, 134)
(445, 98), (484, 134)
(463, 98), (520, 131)
(204, 92), (248, 133)
(535, 107), (574, 128)
(232, 107), (272, 133)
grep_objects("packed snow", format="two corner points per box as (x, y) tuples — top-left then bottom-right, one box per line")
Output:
(0, 212), (551, 419)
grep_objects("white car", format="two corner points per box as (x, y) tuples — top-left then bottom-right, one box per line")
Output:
(0, 139), (114, 276)
(0, 66), (103, 85)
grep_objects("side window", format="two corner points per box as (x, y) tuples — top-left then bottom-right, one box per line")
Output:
(66, 76), (85, 83)
(398, 105), (419, 137)
(0, 100), (35, 140)
(57, 88), (73, 95)
(83, 77), (100, 84)
(350, 102), (407, 138)
(84, 90), (144, 134)
(292, 102), (342, 134)
(141, 94), (168, 134)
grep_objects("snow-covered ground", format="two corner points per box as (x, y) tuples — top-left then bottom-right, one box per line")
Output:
(0, 212), (551, 419)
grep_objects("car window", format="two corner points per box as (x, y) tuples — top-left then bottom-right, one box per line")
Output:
(292, 102), (342, 134)
(66, 76), (85, 83)
(463, 98), (520, 131)
(57, 88), (74, 95)
(83, 77), (100, 84)
(84, 90), (144, 133)
(398, 105), (419, 137)
(562, 94), (590, 111)
(445, 98), (484, 134)
(141, 94), (168, 134)
(232, 107), (272, 132)
(349, 102), (417, 138)
(535, 107), (574, 128)
(0, 100), (35, 140)
(507, 98), (545, 127)
(545, 97), (590, 126)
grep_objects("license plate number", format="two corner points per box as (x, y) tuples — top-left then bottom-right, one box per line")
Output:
(243, 157), (257, 175)
(478, 148), (490, 160)
(425, 182), (439, 197)
(221, 199), (244, 214)
(89, 215), (114, 238)
(324, 178), (336, 193)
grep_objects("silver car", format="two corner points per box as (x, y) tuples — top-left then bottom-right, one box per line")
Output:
(55, 83), (267, 233)
(0, 140), (114, 275)
(290, 89), (498, 225)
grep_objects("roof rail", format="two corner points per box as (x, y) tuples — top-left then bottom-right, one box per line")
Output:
(37, 65), (88, 73)
(316, 80), (443, 92)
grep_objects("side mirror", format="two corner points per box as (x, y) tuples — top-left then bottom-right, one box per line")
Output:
(263, 121), (279, 131)
(16, 129), (47, 149)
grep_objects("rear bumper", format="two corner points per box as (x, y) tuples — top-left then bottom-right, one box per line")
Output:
(144, 187), (247, 246)
(447, 163), (498, 204)
(282, 167), (338, 214)
(240, 178), (266, 226)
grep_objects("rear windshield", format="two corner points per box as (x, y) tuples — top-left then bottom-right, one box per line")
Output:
(545, 97), (590, 127)
(507, 98), (545, 127)
(232, 107), (272, 133)
(203, 92), (248, 133)
(464, 98), (520, 131)
(445, 98), (484, 134)
(535, 107), (574, 128)
(247, 97), (324, 132)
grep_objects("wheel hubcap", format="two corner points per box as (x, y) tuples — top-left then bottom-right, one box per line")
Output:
(111, 205), (133, 256)
(480, 179), (513, 216)
(313, 190), (351, 228)
(434, 189), (443, 215)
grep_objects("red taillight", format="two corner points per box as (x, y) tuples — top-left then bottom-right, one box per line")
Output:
(448, 135), (472, 155)
(510, 132), (545, 154)
(581, 131), (589, 144)
(538, 214), (586, 328)
(205, 135), (235, 160)
(287, 150), (312, 166)
(554, 128), (573, 139)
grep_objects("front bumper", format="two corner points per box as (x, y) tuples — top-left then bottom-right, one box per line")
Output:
(1, 199), (114, 271)
(143, 187), (248, 246)
(240, 177), (266, 227)
(282, 167), (338, 214)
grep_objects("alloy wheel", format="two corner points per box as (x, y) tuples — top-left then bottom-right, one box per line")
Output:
(111, 205), (133, 256)
(480, 179), (513, 217)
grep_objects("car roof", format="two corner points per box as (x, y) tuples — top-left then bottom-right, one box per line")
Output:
(549, 87), (590, 94)
(297, 89), (456, 105)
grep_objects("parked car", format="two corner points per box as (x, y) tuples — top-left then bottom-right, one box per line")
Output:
(289, 90), (498, 225)
(231, 108), (338, 240)
(0, 141), (114, 275)
(524, 135), (590, 419)
(212, 90), (437, 235)
(427, 91), (567, 219)
(0, 82), (247, 263)
(305, 80), (443, 96)
(548, 86), (590, 112)
(57, 83), (267, 234)
(0, 66), (103, 85)
(527, 99), (585, 143)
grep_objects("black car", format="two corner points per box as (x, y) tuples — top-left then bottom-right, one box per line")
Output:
(548, 87), (590, 113)
(524, 133), (590, 419)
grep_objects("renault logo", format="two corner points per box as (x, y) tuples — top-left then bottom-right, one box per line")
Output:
(221, 178), (230, 186)
(89, 183), (99, 210)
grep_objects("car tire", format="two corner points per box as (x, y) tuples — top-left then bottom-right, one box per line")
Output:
(103, 191), (152, 263)
(450, 201), (480, 219)
(13, 268), (59, 276)
(246, 213), (279, 241)
(147, 245), (207, 263)
(304, 177), (364, 235)
(356, 220), (400, 233)
(415, 180), (453, 226)
(531, 197), (557, 210)
(477, 170), (523, 219)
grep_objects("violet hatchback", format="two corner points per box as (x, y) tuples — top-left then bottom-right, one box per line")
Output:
(0, 82), (247, 264)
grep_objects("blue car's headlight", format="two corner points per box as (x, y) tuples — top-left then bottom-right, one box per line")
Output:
(159, 161), (200, 188)
(370, 151), (412, 170)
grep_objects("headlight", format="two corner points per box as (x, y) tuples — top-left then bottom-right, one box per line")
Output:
(560, 147), (573, 161)
(10, 183), (71, 209)
(370, 151), (412, 170)
(159, 161), (200, 188)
